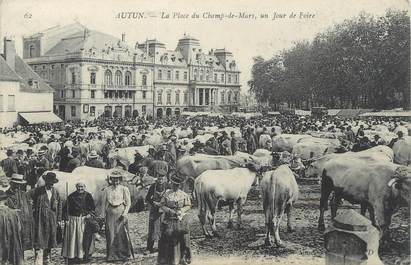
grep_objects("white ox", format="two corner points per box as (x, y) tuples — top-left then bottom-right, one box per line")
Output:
(272, 134), (313, 152)
(261, 165), (299, 247)
(305, 145), (394, 179)
(292, 137), (340, 160)
(194, 166), (258, 237)
(393, 137), (411, 166)
(318, 160), (411, 237)
(108, 145), (154, 168)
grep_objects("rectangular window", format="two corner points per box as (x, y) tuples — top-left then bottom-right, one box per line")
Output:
(183, 71), (187, 80)
(157, 93), (162, 105)
(90, 106), (95, 116)
(71, 106), (76, 117)
(214, 73), (217, 82)
(167, 70), (171, 80)
(142, 91), (147, 99)
(71, 72), (76, 84)
(72, 90), (75, 98)
(183, 93), (188, 104)
(90, 73), (96, 85)
(175, 93), (180, 105)
(60, 90), (65, 98)
(228, 74), (231, 83)
(0, 95), (3, 112)
(104, 92), (108, 99)
(91, 90), (95, 99)
(221, 92), (225, 104)
(158, 70), (162, 80)
(234, 75), (238, 84)
(221, 74), (225, 83)
(175, 71), (179, 80)
(7, 95), (15, 111)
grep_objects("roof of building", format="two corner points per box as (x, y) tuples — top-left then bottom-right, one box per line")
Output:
(45, 29), (125, 56)
(14, 56), (54, 92)
(0, 56), (20, 82)
(0, 54), (53, 92)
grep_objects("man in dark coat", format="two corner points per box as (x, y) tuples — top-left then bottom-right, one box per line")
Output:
(58, 144), (71, 172)
(128, 152), (144, 175)
(1, 150), (17, 178)
(0, 190), (24, 265)
(67, 151), (81, 173)
(28, 172), (62, 265)
(6, 174), (34, 251)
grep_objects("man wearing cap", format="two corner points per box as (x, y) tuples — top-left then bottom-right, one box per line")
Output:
(85, 150), (104, 169)
(0, 190), (24, 265)
(6, 174), (34, 252)
(100, 170), (133, 261)
(158, 174), (191, 265)
(144, 172), (167, 254)
(28, 172), (62, 265)
(1, 150), (17, 178)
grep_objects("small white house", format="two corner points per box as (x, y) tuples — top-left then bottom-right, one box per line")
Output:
(0, 38), (60, 128)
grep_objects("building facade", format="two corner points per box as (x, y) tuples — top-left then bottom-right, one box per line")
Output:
(23, 23), (241, 120)
(0, 38), (57, 128)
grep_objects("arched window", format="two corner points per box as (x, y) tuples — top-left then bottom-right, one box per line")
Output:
(29, 45), (35, 58)
(228, 91), (232, 103)
(142, 74), (147, 86)
(90, 72), (96, 85)
(115, 70), (122, 86)
(125, 71), (131, 86)
(104, 70), (112, 85)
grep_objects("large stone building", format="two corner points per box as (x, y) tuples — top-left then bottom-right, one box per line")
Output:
(0, 38), (58, 128)
(23, 23), (241, 120)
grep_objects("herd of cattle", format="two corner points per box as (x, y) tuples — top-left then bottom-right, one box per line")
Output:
(1, 120), (411, 248)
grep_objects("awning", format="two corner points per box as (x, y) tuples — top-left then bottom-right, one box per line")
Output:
(19, 112), (62, 124)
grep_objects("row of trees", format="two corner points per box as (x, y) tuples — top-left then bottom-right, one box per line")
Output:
(248, 10), (410, 110)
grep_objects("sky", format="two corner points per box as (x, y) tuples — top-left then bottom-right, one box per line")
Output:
(0, 0), (409, 94)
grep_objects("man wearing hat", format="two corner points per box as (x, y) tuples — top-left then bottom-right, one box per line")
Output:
(1, 149), (17, 178)
(144, 170), (167, 254)
(128, 151), (144, 175)
(0, 190), (24, 265)
(35, 149), (50, 178)
(85, 150), (104, 169)
(6, 174), (34, 251)
(167, 135), (178, 162)
(67, 150), (81, 173)
(157, 174), (191, 265)
(27, 172), (62, 265)
(15, 150), (26, 175)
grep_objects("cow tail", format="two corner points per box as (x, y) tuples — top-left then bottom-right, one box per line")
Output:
(268, 173), (277, 223)
(194, 180), (205, 218)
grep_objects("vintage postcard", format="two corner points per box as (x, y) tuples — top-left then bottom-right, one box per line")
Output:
(0, 0), (409, 264)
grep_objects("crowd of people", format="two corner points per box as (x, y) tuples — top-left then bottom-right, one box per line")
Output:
(0, 113), (409, 265)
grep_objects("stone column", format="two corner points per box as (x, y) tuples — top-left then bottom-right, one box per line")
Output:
(202, 88), (206, 106)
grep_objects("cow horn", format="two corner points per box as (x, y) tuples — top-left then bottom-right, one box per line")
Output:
(387, 178), (398, 188)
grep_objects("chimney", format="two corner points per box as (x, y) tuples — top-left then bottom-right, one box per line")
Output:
(3, 37), (16, 71)
(121, 33), (126, 42)
(83, 28), (89, 40)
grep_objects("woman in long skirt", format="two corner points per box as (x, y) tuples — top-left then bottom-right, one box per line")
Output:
(157, 174), (191, 265)
(100, 170), (133, 262)
(62, 182), (96, 263)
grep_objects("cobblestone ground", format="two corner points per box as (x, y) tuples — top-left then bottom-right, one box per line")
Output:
(26, 180), (410, 265)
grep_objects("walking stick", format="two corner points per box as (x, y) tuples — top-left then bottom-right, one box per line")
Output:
(65, 181), (69, 265)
